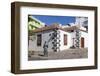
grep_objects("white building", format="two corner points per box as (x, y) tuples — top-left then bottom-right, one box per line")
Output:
(75, 17), (88, 30)
(29, 24), (88, 52)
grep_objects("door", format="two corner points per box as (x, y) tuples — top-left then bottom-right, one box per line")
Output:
(81, 37), (84, 48)
(64, 34), (67, 45)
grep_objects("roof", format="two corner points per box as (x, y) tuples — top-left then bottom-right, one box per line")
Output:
(63, 26), (87, 32)
(63, 26), (78, 31)
(32, 24), (87, 33)
(32, 24), (63, 33)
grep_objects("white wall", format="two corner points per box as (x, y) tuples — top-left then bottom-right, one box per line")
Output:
(70, 31), (76, 46)
(29, 30), (73, 52)
(29, 30), (54, 51)
(80, 31), (88, 48)
(42, 31), (54, 51)
(29, 29), (88, 52)
(0, 0), (100, 76)
(59, 30), (72, 50)
(69, 30), (88, 48)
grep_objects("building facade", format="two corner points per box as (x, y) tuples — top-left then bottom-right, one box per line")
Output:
(29, 24), (88, 52)
(28, 16), (45, 31)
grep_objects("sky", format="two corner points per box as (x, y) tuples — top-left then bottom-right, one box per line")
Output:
(32, 15), (76, 26)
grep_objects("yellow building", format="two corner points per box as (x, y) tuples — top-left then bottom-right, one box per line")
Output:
(28, 16), (45, 31)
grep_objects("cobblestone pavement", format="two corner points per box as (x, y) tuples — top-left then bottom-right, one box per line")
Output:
(28, 48), (88, 60)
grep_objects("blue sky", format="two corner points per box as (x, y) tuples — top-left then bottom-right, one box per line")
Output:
(32, 15), (76, 26)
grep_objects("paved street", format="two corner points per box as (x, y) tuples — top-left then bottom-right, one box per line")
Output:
(28, 48), (88, 60)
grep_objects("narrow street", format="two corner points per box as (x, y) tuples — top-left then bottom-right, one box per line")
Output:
(28, 48), (88, 60)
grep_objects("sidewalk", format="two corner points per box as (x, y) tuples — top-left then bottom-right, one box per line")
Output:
(28, 48), (88, 60)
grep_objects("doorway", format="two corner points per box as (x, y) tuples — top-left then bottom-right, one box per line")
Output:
(81, 37), (84, 48)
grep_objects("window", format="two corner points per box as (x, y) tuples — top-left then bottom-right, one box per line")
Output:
(64, 34), (67, 45)
(37, 34), (42, 46)
(71, 30), (74, 32)
(49, 33), (51, 36)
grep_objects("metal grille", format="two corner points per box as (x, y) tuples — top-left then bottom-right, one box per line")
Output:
(52, 29), (60, 52)
(75, 29), (81, 48)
